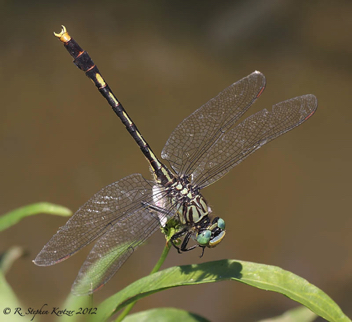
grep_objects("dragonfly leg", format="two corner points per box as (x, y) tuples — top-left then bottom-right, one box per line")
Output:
(171, 229), (205, 256)
(170, 227), (188, 253)
(141, 201), (170, 227)
(179, 233), (206, 258)
(179, 231), (197, 252)
(199, 246), (206, 258)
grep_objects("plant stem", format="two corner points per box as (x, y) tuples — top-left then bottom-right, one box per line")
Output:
(115, 241), (171, 322)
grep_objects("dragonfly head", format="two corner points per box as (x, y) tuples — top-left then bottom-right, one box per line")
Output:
(196, 217), (226, 248)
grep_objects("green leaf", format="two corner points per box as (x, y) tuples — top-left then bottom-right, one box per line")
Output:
(123, 308), (210, 322)
(0, 246), (24, 275)
(58, 293), (93, 322)
(0, 247), (24, 322)
(114, 242), (172, 322)
(259, 305), (317, 322)
(0, 274), (23, 322)
(0, 202), (72, 231)
(92, 259), (350, 322)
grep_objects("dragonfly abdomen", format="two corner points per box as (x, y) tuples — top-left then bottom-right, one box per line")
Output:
(54, 26), (175, 187)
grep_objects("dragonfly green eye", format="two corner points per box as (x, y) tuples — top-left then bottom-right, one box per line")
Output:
(197, 230), (212, 245)
(217, 218), (225, 230)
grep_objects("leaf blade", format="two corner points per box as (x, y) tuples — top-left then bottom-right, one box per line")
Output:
(0, 202), (72, 231)
(123, 308), (210, 322)
(92, 260), (350, 322)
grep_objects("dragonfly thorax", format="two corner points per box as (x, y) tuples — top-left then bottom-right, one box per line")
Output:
(168, 177), (208, 225)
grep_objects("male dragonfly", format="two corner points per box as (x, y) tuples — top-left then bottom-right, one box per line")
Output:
(34, 26), (317, 295)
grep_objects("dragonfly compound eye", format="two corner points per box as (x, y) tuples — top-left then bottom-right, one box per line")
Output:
(196, 230), (212, 245)
(217, 218), (225, 230)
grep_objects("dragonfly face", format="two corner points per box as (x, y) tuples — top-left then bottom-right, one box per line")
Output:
(194, 217), (226, 248)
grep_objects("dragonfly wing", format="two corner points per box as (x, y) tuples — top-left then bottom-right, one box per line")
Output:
(161, 71), (266, 177)
(71, 205), (167, 295)
(34, 174), (155, 266)
(193, 94), (317, 188)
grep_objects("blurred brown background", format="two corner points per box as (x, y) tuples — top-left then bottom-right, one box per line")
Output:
(0, 1), (351, 321)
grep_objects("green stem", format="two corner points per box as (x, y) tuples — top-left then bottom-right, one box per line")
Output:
(115, 241), (172, 322)
(149, 241), (172, 274)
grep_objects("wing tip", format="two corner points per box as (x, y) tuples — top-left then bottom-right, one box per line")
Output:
(303, 94), (318, 120)
(33, 251), (71, 266)
(71, 277), (105, 296)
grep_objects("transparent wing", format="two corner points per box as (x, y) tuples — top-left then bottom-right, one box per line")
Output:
(71, 205), (167, 295)
(161, 71), (266, 177)
(192, 94), (317, 188)
(34, 174), (156, 266)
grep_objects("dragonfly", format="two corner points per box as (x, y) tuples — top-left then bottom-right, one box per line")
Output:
(34, 26), (317, 296)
